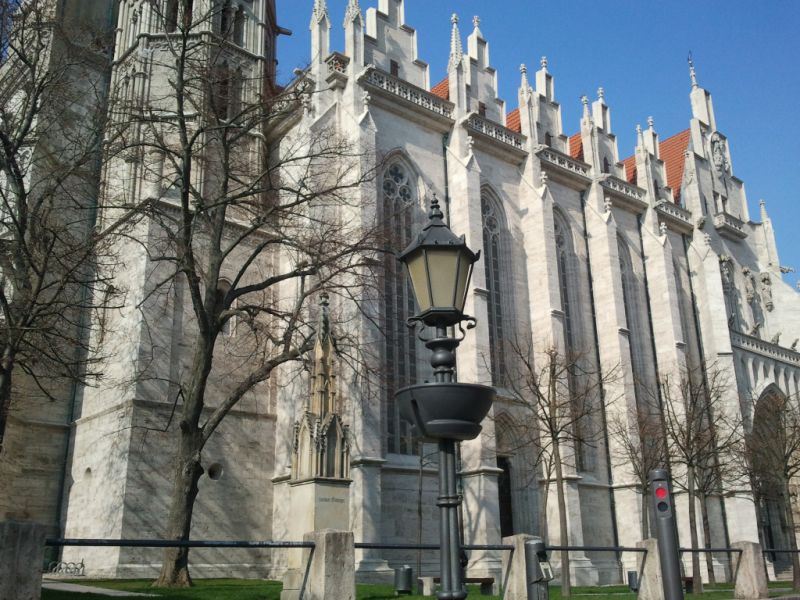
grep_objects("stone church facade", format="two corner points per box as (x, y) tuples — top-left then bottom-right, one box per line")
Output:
(3, 0), (800, 585)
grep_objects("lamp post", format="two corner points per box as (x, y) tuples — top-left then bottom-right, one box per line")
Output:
(396, 196), (496, 600)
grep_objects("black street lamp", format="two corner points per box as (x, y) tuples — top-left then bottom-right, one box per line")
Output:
(396, 196), (496, 600)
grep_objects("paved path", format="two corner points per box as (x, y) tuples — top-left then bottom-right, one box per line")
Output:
(42, 581), (157, 597)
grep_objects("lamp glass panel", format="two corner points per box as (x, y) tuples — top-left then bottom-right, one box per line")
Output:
(453, 252), (473, 312)
(405, 251), (431, 312)
(426, 248), (459, 309)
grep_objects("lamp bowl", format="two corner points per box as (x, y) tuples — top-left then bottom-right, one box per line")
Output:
(396, 382), (496, 441)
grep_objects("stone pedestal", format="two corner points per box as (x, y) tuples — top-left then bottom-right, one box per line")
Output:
(636, 538), (664, 600)
(281, 479), (351, 600)
(0, 521), (47, 600)
(732, 541), (768, 600)
(303, 529), (356, 600)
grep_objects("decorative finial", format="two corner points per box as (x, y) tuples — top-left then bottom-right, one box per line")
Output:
(597, 87), (605, 100)
(343, 0), (362, 26)
(472, 15), (480, 30)
(520, 63), (529, 90)
(540, 170), (548, 186)
(428, 194), (444, 222)
(540, 56), (548, 70)
(604, 198), (613, 213)
(647, 116), (654, 129)
(688, 51), (698, 89)
(660, 222), (668, 236)
(448, 14), (463, 70)
(581, 95), (590, 119)
(636, 124), (642, 134)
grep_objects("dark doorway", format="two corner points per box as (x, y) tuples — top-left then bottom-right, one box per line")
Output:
(497, 456), (514, 538)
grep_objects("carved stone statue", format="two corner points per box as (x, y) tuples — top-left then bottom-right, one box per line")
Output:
(771, 332), (781, 345)
(792, 339), (799, 351)
(710, 131), (729, 174)
(742, 267), (756, 303)
(749, 321), (761, 337)
(760, 272), (774, 312)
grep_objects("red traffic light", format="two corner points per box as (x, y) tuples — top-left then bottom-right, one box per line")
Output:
(655, 487), (668, 499)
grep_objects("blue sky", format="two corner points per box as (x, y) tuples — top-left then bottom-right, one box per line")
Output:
(276, 1), (800, 288)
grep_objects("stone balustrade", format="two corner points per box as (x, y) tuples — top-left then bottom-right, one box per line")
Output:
(731, 331), (800, 366)
(714, 211), (747, 239)
(361, 68), (454, 120)
(466, 113), (525, 150)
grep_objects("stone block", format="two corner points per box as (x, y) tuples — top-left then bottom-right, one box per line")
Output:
(303, 529), (355, 600)
(732, 541), (768, 599)
(418, 576), (436, 596)
(0, 520), (47, 600)
(636, 539), (664, 600)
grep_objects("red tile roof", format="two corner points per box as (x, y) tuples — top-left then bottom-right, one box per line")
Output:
(660, 129), (691, 202)
(622, 155), (637, 184)
(568, 133), (583, 161)
(431, 77), (449, 100)
(506, 108), (521, 133)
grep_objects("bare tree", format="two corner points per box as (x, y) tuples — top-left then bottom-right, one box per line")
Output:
(97, 0), (379, 587)
(609, 404), (667, 540)
(739, 390), (800, 590)
(658, 364), (740, 593)
(504, 340), (618, 598)
(0, 0), (127, 450)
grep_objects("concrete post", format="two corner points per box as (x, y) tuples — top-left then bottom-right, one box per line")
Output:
(303, 529), (355, 600)
(732, 541), (768, 600)
(0, 521), (47, 600)
(637, 539), (665, 600)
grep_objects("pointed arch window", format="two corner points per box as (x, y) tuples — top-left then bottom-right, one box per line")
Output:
(382, 160), (425, 454)
(233, 6), (245, 46)
(481, 192), (512, 386)
(165, 0), (179, 32)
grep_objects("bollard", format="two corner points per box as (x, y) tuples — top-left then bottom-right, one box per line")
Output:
(524, 538), (554, 600)
(648, 469), (683, 600)
(302, 529), (355, 600)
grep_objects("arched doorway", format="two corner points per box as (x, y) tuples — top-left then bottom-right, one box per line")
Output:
(494, 415), (539, 538)
(750, 388), (795, 576)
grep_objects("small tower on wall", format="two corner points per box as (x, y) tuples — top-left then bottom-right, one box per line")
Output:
(290, 294), (351, 481)
(281, 294), (351, 600)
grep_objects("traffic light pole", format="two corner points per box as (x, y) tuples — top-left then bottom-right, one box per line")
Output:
(648, 469), (684, 600)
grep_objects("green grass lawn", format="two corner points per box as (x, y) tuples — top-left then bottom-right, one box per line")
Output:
(40, 578), (798, 600)
(41, 579), (498, 600)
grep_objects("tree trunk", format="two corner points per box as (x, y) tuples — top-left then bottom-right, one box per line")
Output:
(553, 441), (571, 597)
(641, 485), (649, 539)
(687, 466), (704, 593)
(0, 348), (15, 449)
(699, 491), (717, 584)
(154, 429), (204, 587)
(782, 482), (800, 591)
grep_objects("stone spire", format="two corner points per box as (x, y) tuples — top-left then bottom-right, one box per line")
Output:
(448, 13), (463, 71)
(540, 56), (548, 71)
(647, 115), (654, 130)
(520, 63), (530, 91)
(343, 0), (362, 26)
(760, 199), (768, 222)
(311, 0), (329, 25)
(688, 51), (698, 89)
